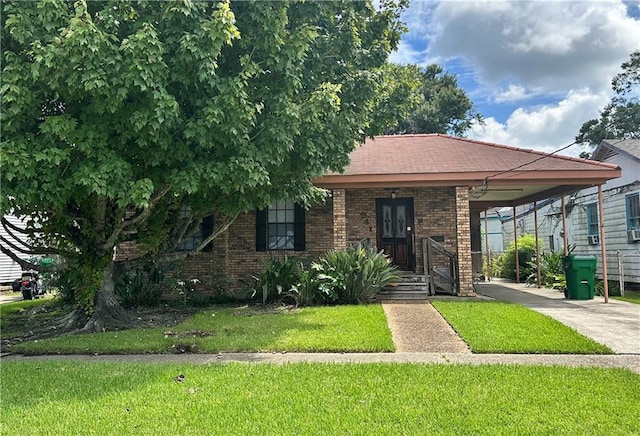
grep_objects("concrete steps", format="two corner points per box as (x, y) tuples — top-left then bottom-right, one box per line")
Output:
(377, 273), (430, 300)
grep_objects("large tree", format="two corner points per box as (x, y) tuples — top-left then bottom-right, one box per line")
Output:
(384, 64), (482, 136)
(0, 0), (407, 331)
(576, 50), (640, 146)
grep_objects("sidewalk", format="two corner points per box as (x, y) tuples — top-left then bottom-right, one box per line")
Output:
(3, 352), (639, 374)
(477, 279), (640, 354)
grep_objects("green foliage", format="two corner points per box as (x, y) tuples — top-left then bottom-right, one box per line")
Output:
(50, 259), (104, 311)
(115, 264), (166, 308)
(251, 246), (398, 306)
(498, 234), (538, 282)
(252, 255), (304, 305)
(576, 50), (640, 146)
(0, 0), (407, 311)
(526, 250), (567, 290)
(313, 245), (399, 304)
(384, 64), (483, 136)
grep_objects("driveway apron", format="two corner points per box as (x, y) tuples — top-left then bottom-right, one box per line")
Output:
(477, 280), (640, 354)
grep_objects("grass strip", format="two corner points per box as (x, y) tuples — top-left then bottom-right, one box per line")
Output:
(2, 361), (638, 435)
(432, 300), (613, 354)
(613, 290), (640, 304)
(8, 304), (395, 354)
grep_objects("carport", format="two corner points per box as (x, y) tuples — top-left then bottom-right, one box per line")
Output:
(461, 141), (622, 301)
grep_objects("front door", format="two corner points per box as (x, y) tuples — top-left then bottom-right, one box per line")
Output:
(376, 198), (414, 271)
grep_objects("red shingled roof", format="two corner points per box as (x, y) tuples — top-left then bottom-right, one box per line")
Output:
(313, 134), (621, 207)
(329, 134), (618, 176)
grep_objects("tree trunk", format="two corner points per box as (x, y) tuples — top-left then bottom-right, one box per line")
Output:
(79, 261), (133, 333)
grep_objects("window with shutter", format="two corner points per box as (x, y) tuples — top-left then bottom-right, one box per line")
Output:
(256, 201), (305, 251)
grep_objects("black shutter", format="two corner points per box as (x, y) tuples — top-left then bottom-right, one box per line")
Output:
(294, 204), (305, 251)
(202, 215), (214, 252)
(256, 208), (267, 252)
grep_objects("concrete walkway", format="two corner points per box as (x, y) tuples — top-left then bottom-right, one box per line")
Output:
(382, 301), (470, 353)
(477, 280), (640, 354)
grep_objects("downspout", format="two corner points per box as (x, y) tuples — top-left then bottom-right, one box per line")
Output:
(561, 196), (568, 256)
(484, 209), (491, 281)
(598, 185), (609, 303)
(513, 206), (519, 283)
(534, 201), (541, 288)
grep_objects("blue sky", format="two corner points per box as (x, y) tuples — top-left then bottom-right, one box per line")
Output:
(389, 0), (640, 154)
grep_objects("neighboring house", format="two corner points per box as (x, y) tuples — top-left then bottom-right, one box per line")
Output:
(501, 139), (640, 286)
(175, 134), (620, 297)
(480, 207), (506, 254)
(0, 215), (29, 283)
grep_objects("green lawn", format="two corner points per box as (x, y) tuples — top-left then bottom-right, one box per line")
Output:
(2, 361), (638, 435)
(432, 300), (613, 354)
(7, 304), (395, 354)
(614, 290), (640, 304)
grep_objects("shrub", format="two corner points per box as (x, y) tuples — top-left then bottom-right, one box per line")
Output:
(116, 264), (166, 308)
(252, 255), (303, 305)
(313, 245), (398, 304)
(498, 234), (537, 281)
(526, 250), (567, 290)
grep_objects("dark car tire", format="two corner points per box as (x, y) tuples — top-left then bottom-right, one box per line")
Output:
(22, 289), (33, 300)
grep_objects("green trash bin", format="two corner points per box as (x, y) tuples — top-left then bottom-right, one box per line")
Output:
(562, 255), (597, 300)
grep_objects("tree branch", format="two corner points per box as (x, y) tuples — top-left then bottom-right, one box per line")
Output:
(1, 217), (31, 235)
(158, 213), (239, 263)
(99, 185), (172, 252)
(0, 244), (46, 271)
(0, 233), (72, 258)
(194, 212), (238, 253)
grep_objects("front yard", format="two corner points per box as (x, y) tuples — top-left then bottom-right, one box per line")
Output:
(2, 297), (634, 434)
(2, 361), (638, 435)
(2, 298), (613, 355)
(3, 303), (395, 354)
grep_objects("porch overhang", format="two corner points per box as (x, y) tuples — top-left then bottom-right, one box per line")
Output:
(314, 172), (620, 209)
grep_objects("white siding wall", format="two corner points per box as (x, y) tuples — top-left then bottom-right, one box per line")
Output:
(480, 214), (504, 254)
(569, 185), (640, 284)
(501, 202), (562, 253)
(0, 215), (29, 283)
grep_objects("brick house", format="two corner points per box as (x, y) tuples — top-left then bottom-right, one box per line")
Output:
(177, 134), (621, 297)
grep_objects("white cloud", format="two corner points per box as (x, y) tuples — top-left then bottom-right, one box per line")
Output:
(470, 89), (610, 152)
(428, 1), (640, 93)
(391, 1), (639, 153)
(389, 40), (428, 65)
(493, 84), (539, 103)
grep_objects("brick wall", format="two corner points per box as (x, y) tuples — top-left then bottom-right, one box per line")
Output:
(332, 189), (347, 250)
(345, 187), (458, 274)
(455, 187), (474, 296)
(151, 186), (475, 296)
(220, 199), (334, 288)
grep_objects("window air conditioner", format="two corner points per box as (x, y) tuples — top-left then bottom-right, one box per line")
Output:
(627, 229), (640, 243)
(587, 234), (599, 245)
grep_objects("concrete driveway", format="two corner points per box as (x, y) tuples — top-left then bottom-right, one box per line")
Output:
(0, 292), (22, 305)
(477, 279), (640, 354)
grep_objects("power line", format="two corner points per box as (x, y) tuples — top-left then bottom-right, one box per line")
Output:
(486, 141), (578, 181)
